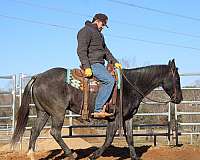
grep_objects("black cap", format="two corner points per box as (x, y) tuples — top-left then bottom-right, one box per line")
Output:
(93, 13), (108, 28)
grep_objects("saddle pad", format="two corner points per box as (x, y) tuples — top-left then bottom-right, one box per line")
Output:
(66, 69), (82, 90)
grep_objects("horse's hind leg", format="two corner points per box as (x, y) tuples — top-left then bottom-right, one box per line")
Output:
(50, 115), (73, 157)
(28, 110), (49, 153)
(124, 118), (138, 160)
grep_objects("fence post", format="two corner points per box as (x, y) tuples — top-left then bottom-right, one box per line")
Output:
(174, 104), (179, 146)
(12, 75), (16, 134)
(154, 135), (157, 146)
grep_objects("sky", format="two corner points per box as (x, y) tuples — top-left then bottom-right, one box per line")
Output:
(1, 0), (200, 86)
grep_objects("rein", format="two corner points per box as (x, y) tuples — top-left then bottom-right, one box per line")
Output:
(171, 67), (177, 102)
(121, 69), (175, 104)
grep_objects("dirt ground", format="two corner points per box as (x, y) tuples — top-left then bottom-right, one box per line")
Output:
(1, 141), (200, 160)
(1, 127), (200, 159)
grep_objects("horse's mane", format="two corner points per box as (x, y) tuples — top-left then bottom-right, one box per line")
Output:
(123, 65), (170, 89)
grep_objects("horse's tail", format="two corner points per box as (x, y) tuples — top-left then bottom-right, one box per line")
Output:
(11, 76), (37, 147)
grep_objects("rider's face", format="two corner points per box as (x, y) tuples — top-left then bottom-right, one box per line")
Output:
(96, 20), (107, 32)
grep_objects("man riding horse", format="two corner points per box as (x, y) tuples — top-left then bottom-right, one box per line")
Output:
(77, 13), (122, 118)
(11, 13), (183, 160)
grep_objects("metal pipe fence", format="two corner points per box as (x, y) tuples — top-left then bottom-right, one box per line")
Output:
(0, 75), (16, 141)
(1, 72), (200, 147)
(175, 99), (200, 145)
(175, 73), (200, 145)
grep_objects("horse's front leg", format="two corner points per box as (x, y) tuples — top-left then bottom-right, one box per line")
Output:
(124, 118), (139, 160)
(89, 117), (118, 159)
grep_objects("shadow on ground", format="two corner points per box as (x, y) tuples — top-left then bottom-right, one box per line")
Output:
(39, 145), (151, 159)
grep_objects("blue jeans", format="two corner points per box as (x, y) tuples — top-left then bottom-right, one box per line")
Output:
(91, 63), (115, 112)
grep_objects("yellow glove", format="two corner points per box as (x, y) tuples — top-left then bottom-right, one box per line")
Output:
(115, 63), (122, 69)
(84, 68), (92, 77)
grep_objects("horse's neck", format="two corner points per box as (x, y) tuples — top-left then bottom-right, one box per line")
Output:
(125, 65), (169, 96)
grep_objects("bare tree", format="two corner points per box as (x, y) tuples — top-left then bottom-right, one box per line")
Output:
(120, 56), (136, 68)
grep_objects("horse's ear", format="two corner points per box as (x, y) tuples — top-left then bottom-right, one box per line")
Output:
(171, 59), (176, 70)
(168, 60), (172, 66)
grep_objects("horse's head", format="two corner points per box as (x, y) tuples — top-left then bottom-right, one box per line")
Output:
(162, 59), (183, 104)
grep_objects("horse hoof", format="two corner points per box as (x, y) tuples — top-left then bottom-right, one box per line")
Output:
(27, 149), (35, 160)
(72, 152), (77, 159)
(88, 155), (96, 160)
(131, 156), (140, 160)
(63, 152), (77, 160)
(63, 157), (74, 160)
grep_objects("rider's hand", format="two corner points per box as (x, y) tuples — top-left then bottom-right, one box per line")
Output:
(115, 63), (122, 69)
(84, 68), (92, 77)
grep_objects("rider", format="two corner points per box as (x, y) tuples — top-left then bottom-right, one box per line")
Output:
(77, 13), (122, 118)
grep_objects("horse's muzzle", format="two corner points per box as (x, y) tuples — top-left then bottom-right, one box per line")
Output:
(171, 94), (183, 104)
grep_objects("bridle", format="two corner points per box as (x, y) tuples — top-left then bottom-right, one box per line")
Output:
(121, 66), (178, 104)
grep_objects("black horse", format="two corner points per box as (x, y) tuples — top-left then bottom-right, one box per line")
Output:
(11, 59), (182, 160)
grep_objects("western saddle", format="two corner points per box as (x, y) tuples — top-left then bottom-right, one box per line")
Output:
(71, 64), (118, 120)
